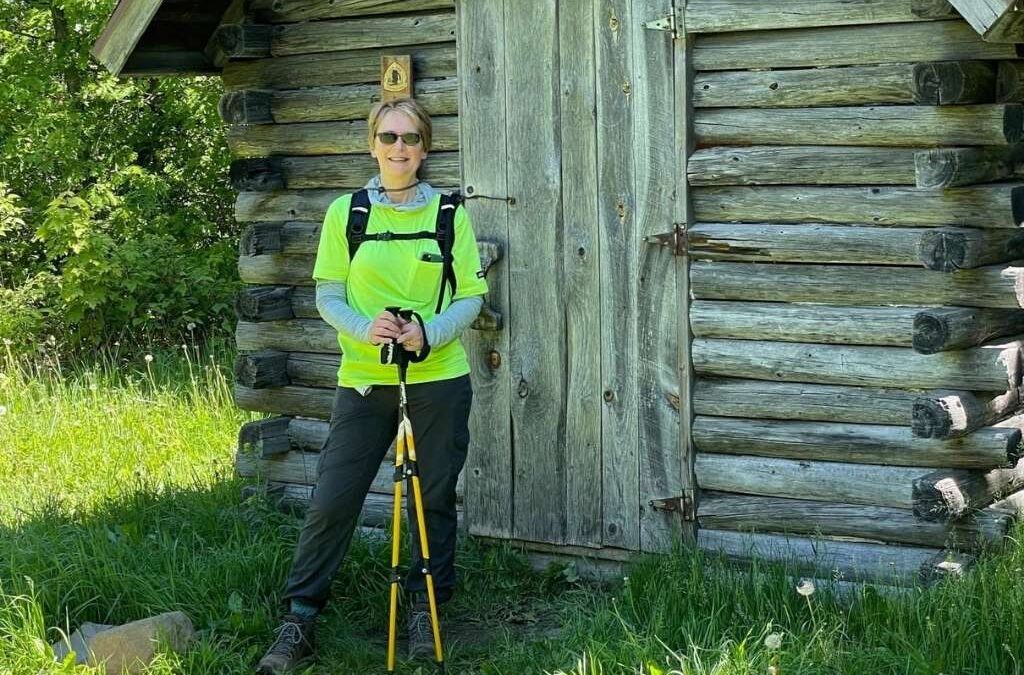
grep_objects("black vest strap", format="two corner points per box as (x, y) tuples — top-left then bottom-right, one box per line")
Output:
(434, 192), (461, 314)
(345, 189), (372, 260)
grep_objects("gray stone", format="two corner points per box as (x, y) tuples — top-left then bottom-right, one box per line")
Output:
(51, 611), (194, 674)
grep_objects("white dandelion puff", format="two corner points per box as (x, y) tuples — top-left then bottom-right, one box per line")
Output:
(796, 578), (816, 597)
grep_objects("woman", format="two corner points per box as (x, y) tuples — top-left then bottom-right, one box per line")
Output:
(257, 97), (488, 674)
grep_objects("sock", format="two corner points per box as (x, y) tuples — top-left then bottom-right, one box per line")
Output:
(289, 599), (319, 621)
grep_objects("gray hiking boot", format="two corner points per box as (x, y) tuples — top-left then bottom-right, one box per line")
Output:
(407, 601), (439, 659)
(256, 614), (315, 674)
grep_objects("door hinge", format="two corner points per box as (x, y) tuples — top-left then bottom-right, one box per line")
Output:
(649, 489), (696, 521)
(644, 13), (677, 38)
(644, 222), (687, 256)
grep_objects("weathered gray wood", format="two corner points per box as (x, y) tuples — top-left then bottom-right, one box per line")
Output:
(558, 0), (602, 548)
(688, 146), (917, 186)
(458, 0), (513, 539)
(696, 105), (1024, 147)
(918, 227), (1024, 271)
(230, 153), (460, 191)
(238, 254), (312, 285)
(268, 78), (458, 124)
(239, 222), (289, 256)
(997, 61), (1024, 102)
(238, 417), (292, 459)
(235, 188), (458, 223)
(675, 6), (698, 548)
(948, 0), (1024, 42)
(226, 116), (459, 158)
(694, 378), (915, 425)
(914, 146), (1022, 188)
(286, 352), (340, 388)
(913, 389), (1022, 438)
(692, 185), (1024, 228)
(215, 24), (272, 58)
(596, 0), (639, 551)
(691, 301), (915, 345)
(235, 285), (294, 322)
(235, 350), (290, 389)
(697, 529), (966, 585)
(249, 0), (454, 23)
(120, 51), (219, 77)
(690, 261), (1024, 308)
(913, 457), (1024, 520)
(688, 223), (977, 266)
(230, 158), (285, 192)
(506, 0), (566, 546)
(271, 13), (454, 57)
(693, 21), (1018, 71)
(636, 0), (681, 552)
(694, 62), (998, 109)
(222, 44), (456, 90)
(692, 336), (1024, 390)
(91, 0), (163, 75)
(693, 416), (1021, 469)
(913, 307), (1024, 353)
(698, 492), (1007, 551)
(913, 61), (998, 104)
(219, 90), (274, 125)
(237, 449), (396, 495)
(236, 319), (339, 354)
(684, 0), (957, 33)
(235, 384), (333, 419)
(695, 453), (930, 508)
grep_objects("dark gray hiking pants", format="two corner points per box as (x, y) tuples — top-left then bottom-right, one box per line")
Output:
(282, 375), (472, 611)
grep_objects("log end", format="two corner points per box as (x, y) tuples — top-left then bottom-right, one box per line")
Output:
(1004, 104), (1024, 145)
(918, 228), (967, 272)
(912, 311), (952, 355)
(238, 416), (291, 458)
(912, 397), (953, 438)
(239, 222), (284, 257)
(914, 149), (959, 190)
(234, 350), (290, 389)
(230, 157), (285, 192)
(218, 90), (274, 125)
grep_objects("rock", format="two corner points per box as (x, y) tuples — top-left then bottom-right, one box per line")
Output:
(53, 611), (194, 674)
(52, 622), (114, 664)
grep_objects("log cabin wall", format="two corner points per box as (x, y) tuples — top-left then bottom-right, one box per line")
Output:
(686, 0), (1024, 584)
(226, 0), (462, 522)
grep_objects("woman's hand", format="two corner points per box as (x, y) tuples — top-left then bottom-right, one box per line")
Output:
(397, 320), (424, 352)
(369, 311), (403, 345)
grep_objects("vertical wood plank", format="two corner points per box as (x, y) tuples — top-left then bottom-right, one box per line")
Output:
(458, 0), (514, 539)
(560, 0), (604, 547)
(505, 0), (568, 544)
(676, 4), (697, 546)
(633, 0), (682, 552)
(597, 0), (641, 550)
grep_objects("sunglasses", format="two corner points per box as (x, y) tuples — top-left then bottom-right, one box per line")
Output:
(375, 131), (422, 146)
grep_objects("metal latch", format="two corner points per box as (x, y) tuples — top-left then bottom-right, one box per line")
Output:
(649, 490), (695, 521)
(644, 222), (687, 256)
(644, 13), (677, 38)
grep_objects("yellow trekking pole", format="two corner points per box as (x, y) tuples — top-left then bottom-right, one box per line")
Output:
(382, 307), (444, 673)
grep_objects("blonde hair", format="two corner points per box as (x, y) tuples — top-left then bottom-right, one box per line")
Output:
(367, 98), (433, 152)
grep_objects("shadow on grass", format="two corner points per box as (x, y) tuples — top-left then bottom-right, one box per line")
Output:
(0, 476), (596, 674)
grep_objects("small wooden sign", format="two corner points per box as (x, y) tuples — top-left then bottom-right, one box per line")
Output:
(381, 55), (412, 101)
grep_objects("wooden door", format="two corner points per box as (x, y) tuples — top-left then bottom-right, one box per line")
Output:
(458, 0), (692, 552)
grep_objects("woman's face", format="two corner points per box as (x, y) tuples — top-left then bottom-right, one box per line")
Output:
(371, 110), (426, 184)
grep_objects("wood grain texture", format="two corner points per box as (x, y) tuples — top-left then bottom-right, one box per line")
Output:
(690, 260), (1024, 308)
(559, 0), (602, 548)
(684, 0), (957, 34)
(695, 105), (1024, 147)
(692, 336), (1024, 390)
(694, 378), (915, 425)
(693, 21), (1017, 72)
(596, 0), (639, 550)
(692, 185), (1024, 228)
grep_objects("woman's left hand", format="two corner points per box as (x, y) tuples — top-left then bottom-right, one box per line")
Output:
(397, 320), (424, 352)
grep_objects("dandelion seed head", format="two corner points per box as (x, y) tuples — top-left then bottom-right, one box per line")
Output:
(764, 632), (783, 650)
(187, 322), (196, 331)
(796, 578), (816, 597)
(2, 338), (11, 346)
(144, 354), (154, 363)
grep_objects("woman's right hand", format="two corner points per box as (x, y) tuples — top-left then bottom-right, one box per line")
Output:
(369, 310), (404, 345)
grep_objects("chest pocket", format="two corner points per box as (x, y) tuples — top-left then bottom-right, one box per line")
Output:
(404, 239), (445, 306)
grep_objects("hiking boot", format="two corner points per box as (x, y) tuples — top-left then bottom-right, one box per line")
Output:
(256, 614), (315, 674)
(407, 601), (440, 659)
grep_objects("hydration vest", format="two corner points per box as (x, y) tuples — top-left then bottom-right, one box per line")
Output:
(345, 189), (461, 315)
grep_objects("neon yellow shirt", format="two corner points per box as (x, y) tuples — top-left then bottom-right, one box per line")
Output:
(312, 192), (489, 387)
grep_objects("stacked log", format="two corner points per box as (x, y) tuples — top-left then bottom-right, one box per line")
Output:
(686, 3), (1024, 576)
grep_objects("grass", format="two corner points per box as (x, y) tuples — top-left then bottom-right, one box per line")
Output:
(1, 339), (1024, 674)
